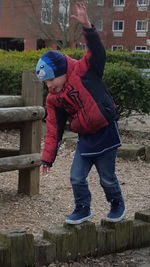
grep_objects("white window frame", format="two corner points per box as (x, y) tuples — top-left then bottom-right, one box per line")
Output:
(113, 0), (125, 6)
(79, 42), (87, 50)
(97, 0), (104, 6)
(112, 20), (124, 32)
(41, 0), (53, 25)
(58, 0), (70, 29)
(96, 20), (103, 31)
(137, 0), (149, 6)
(135, 46), (147, 50)
(112, 45), (123, 51)
(136, 20), (148, 32)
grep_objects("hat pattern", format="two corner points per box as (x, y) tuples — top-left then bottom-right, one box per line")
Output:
(36, 51), (67, 81)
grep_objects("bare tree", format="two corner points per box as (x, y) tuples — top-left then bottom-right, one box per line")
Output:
(2, 0), (149, 49)
(16, 0), (113, 49)
(17, 0), (83, 49)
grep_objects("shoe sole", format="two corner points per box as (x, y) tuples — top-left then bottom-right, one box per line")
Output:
(65, 213), (93, 225)
(105, 209), (126, 223)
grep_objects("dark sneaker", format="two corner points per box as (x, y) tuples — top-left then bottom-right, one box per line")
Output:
(106, 199), (125, 222)
(65, 205), (92, 224)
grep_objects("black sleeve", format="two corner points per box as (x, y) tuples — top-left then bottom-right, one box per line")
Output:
(83, 25), (106, 78)
(42, 161), (52, 167)
(56, 107), (69, 144)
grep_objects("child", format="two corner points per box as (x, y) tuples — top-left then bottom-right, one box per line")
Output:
(36, 2), (125, 224)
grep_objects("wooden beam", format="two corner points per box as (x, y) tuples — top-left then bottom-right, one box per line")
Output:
(0, 96), (23, 107)
(21, 70), (43, 106)
(19, 121), (42, 196)
(19, 71), (44, 196)
(0, 153), (41, 173)
(0, 106), (44, 123)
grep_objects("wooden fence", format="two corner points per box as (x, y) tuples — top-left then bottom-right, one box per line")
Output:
(0, 71), (45, 196)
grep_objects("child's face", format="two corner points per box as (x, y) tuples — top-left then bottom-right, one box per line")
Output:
(44, 74), (67, 94)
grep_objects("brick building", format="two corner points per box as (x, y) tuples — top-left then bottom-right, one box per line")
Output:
(0, 0), (149, 51)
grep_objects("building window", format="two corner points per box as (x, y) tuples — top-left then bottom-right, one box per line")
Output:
(58, 0), (70, 29)
(97, 0), (104, 6)
(112, 21), (124, 36)
(137, 0), (149, 6)
(112, 45), (123, 51)
(135, 46), (147, 50)
(136, 20), (148, 32)
(96, 20), (103, 31)
(113, 0), (125, 6)
(113, 21), (124, 32)
(113, 0), (125, 11)
(79, 42), (87, 50)
(41, 0), (53, 24)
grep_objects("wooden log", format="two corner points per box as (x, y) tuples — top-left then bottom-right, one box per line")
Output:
(133, 219), (150, 248)
(96, 225), (116, 255)
(101, 219), (133, 251)
(0, 95), (23, 108)
(0, 153), (41, 173)
(21, 70), (43, 107)
(0, 230), (34, 267)
(0, 106), (44, 123)
(7, 230), (35, 267)
(43, 227), (77, 262)
(135, 210), (150, 223)
(64, 222), (97, 258)
(34, 238), (56, 266)
(19, 71), (43, 196)
(0, 246), (10, 267)
(145, 146), (150, 163)
(118, 144), (145, 161)
(19, 121), (42, 196)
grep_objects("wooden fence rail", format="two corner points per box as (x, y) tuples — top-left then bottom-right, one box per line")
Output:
(0, 106), (44, 123)
(0, 153), (41, 172)
(0, 70), (44, 196)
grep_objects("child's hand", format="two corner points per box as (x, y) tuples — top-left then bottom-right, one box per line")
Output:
(71, 2), (91, 28)
(40, 164), (51, 174)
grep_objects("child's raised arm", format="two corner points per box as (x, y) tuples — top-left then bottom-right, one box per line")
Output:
(71, 2), (106, 78)
(71, 2), (91, 28)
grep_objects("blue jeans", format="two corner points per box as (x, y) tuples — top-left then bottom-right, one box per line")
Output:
(70, 145), (122, 207)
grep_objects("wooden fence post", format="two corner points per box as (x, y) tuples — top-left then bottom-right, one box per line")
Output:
(18, 71), (44, 196)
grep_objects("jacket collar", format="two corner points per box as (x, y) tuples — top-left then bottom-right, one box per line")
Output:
(64, 54), (77, 79)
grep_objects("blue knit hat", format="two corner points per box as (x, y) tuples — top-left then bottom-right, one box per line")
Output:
(36, 51), (67, 81)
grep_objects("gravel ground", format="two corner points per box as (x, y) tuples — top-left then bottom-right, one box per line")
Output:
(0, 117), (150, 266)
(0, 129), (150, 236)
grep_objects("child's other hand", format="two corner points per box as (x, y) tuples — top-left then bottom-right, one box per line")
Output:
(40, 164), (51, 174)
(71, 2), (91, 28)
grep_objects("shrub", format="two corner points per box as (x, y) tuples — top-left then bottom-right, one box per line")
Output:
(106, 50), (150, 68)
(104, 62), (150, 117)
(0, 49), (150, 117)
(0, 65), (22, 95)
(0, 62), (34, 95)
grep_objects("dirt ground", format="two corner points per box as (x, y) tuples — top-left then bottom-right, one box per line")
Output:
(0, 115), (150, 266)
(47, 247), (150, 267)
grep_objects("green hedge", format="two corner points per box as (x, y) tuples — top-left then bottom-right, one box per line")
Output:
(1, 48), (150, 67)
(104, 62), (150, 117)
(106, 50), (150, 68)
(0, 49), (150, 117)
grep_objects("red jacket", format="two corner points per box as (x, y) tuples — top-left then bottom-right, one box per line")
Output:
(42, 26), (116, 165)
